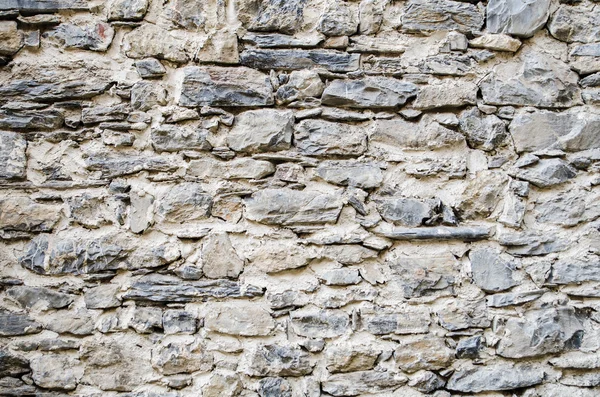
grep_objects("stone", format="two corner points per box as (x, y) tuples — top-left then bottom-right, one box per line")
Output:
(325, 343), (381, 373)
(549, 5), (600, 43)
(413, 80), (477, 110)
(569, 44), (600, 75)
(240, 49), (360, 72)
(84, 284), (120, 309)
(0, 197), (61, 233)
(155, 183), (212, 223)
(46, 22), (114, 51)
(244, 238), (315, 273)
(242, 32), (323, 48)
(549, 255), (600, 284)
(316, 160), (383, 189)
(202, 370), (243, 397)
(294, 119), (368, 156)
(0, 21), (22, 56)
(456, 336), (482, 359)
(318, 0), (358, 36)
(550, 352), (600, 369)
(189, 158), (274, 180)
(561, 372), (600, 387)
(196, 31), (239, 64)
(243, 344), (313, 377)
(417, 54), (473, 77)
(7, 286), (73, 310)
(123, 274), (264, 303)
(0, 310), (42, 336)
(258, 377), (292, 397)
(498, 230), (568, 256)
(152, 340), (213, 375)
(30, 355), (81, 391)
(321, 77), (417, 109)
(201, 233), (244, 279)
(248, 0), (307, 34)
(394, 337), (454, 372)
(322, 370), (408, 396)
(376, 197), (440, 227)
(131, 81), (167, 111)
(458, 108), (507, 151)
(535, 189), (600, 226)
(244, 188), (343, 225)
(510, 110), (600, 153)
(227, 109), (294, 152)
(163, 310), (197, 334)
(289, 308), (350, 338)
(0, 0), (88, 11)
(179, 66), (273, 107)
(109, 0), (148, 21)
(487, 289), (545, 307)
(318, 268), (361, 286)
(359, 0), (385, 34)
(375, 226), (492, 241)
(130, 306), (162, 333)
(135, 58), (166, 79)
(151, 124), (210, 152)
(480, 50), (581, 108)
(402, 0), (484, 33)
(46, 309), (94, 335)
(0, 131), (26, 180)
(169, 0), (205, 30)
(469, 248), (518, 292)
(447, 364), (545, 393)
(124, 24), (188, 62)
(82, 104), (130, 124)
(469, 34), (521, 52)
(357, 306), (431, 335)
(0, 109), (63, 130)
(276, 70), (324, 105)
(85, 153), (177, 178)
(487, 0), (551, 38)
(0, 349), (29, 377)
(205, 302), (274, 336)
(0, 378), (39, 396)
(516, 159), (577, 188)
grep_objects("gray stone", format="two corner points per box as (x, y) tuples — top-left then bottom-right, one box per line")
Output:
(109, 0), (148, 21)
(201, 233), (244, 279)
(0, 197), (61, 233)
(243, 344), (313, 377)
(163, 309), (197, 334)
(242, 32), (323, 48)
(46, 22), (114, 51)
(321, 77), (417, 109)
(413, 80), (477, 110)
(535, 189), (600, 226)
(322, 370), (408, 396)
(418, 54), (474, 76)
(436, 298), (490, 331)
(0, 378), (38, 396)
(84, 284), (121, 309)
(469, 248), (518, 292)
(45, 309), (94, 335)
(569, 44), (600, 75)
(561, 372), (600, 387)
(179, 66), (273, 107)
(487, 0), (551, 38)
(376, 197), (440, 227)
(135, 58), (166, 78)
(516, 158), (577, 188)
(0, 0), (88, 11)
(357, 306), (431, 335)
(550, 351), (600, 369)
(202, 370), (243, 397)
(7, 286), (73, 310)
(456, 336), (482, 359)
(227, 109), (293, 153)
(469, 34), (522, 52)
(130, 306), (162, 333)
(498, 230), (569, 256)
(169, 0), (205, 30)
(486, 289), (546, 307)
(459, 108), (507, 151)
(244, 188), (343, 225)
(318, 0), (358, 36)
(240, 49), (360, 72)
(0, 310), (42, 336)
(0, 21), (22, 56)
(0, 349), (29, 377)
(325, 343), (381, 373)
(151, 124), (211, 152)
(316, 160), (383, 189)
(290, 308), (350, 338)
(82, 104), (130, 124)
(85, 153), (177, 178)
(258, 377), (292, 397)
(550, 255), (600, 284)
(249, 0), (307, 34)
(402, 0), (484, 33)
(124, 24), (188, 63)
(205, 301), (275, 336)
(30, 355), (81, 391)
(152, 340), (213, 375)
(480, 50), (582, 108)
(376, 225), (491, 241)
(0, 109), (63, 130)
(294, 119), (368, 156)
(0, 131), (26, 180)
(549, 5), (600, 43)
(395, 336), (454, 372)
(447, 365), (544, 393)
(318, 268), (362, 286)
(155, 183), (212, 223)
(510, 110), (600, 153)
(275, 70), (325, 105)
(188, 158), (275, 179)
(131, 81), (167, 111)
(123, 274), (264, 303)
(321, 245), (378, 265)
(359, 0), (385, 34)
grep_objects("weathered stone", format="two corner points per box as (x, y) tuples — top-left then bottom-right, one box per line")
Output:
(169, 0), (205, 30)
(318, 268), (362, 286)
(245, 238), (315, 273)
(447, 365), (545, 393)
(456, 336), (482, 359)
(0, 0), (88, 11)
(131, 81), (167, 111)
(290, 307), (349, 338)
(258, 377), (291, 397)
(242, 32), (322, 48)
(123, 274), (264, 302)
(196, 31), (239, 64)
(243, 344), (313, 377)
(202, 370), (243, 397)
(550, 255), (600, 284)
(46, 22), (114, 52)
(375, 225), (492, 241)
(536, 189), (600, 226)
(82, 104), (130, 124)
(487, 289), (545, 307)
(376, 197), (440, 227)
(395, 337), (454, 372)
(317, 0), (358, 36)
(0, 378), (40, 396)
(0, 350), (29, 377)
(124, 24), (187, 62)
(162, 310), (196, 334)
(487, 0), (551, 38)
(151, 124), (210, 152)
(469, 248), (518, 292)
(0, 197), (61, 233)
(498, 230), (568, 256)
(0, 21), (22, 56)
(413, 80), (477, 110)
(240, 49), (360, 72)
(205, 301), (274, 336)
(179, 66), (273, 107)
(459, 108), (507, 151)
(45, 309), (94, 335)
(549, 5), (600, 43)
(0, 310), (42, 336)
(30, 355), (82, 391)
(244, 188), (343, 225)
(357, 306), (431, 335)
(569, 44), (600, 75)
(469, 34), (521, 52)
(155, 183), (212, 223)
(130, 306), (162, 333)
(516, 159), (577, 188)
(7, 286), (72, 310)
(0, 131), (26, 180)
(152, 340), (213, 375)
(294, 119), (368, 156)
(321, 77), (417, 109)
(109, 0), (148, 21)
(0, 109), (63, 130)
(359, 0), (384, 34)
(325, 343), (381, 373)
(201, 233), (244, 279)
(276, 70), (324, 105)
(248, 0), (307, 34)
(227, 109), (293, 153)
(510, 110), (600, 153)
(84, 284), (120, 309)
(189, 158), (274, 180)
(437, 297), (490, 331)
(322, 370), (408, 396)
(402, 0), (484, 33)
(550, 352), (600, 369)
(316, 160), (382, 189)
(135, 58), (166, 79)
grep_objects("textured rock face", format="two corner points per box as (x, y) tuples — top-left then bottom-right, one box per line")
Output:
(0, 0), (598, 395)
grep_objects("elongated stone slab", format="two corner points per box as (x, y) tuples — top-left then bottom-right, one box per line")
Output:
(240, 49), (360, 72)
(447, 365), (544, 393)
(0, 0), (88, 11)
(374, 226), (492, 241)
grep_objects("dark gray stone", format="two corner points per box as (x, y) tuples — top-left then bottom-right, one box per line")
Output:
(151, 125), (211, 152)
(459, 108), (507, 151)
(240, 49), (360, 72)
(0, 0), (88, 11)
(515, 159), (577, 188)
(447, 365), (545, 393)
(487, 0), (551, 38)
(294, 119), (368, 156)
(375, 226), (492, 241)
(402, 0), (484, 33)
(258, 377), (292, 397)
(135, 58), (166, 79)
(376, 197), (440, 227)
(321, 77), (417, 109)
(46, 22), (114, 52)
(0, 109), (63, 130)
(289, 308), (349, 338)
(82, 104), (130, 124)
(0, 131), (26, 180)
(249, 0), (307, 34)
(244, 344), (313, 377)
(6, 286), (73, 310)
(486, 290), (545, 307)
(469, 248), (518, 292)
(84, 154), (178, 178)
(0, 350), (29, 377)
(322, 370), (408, 396)
(0, 310), (42, 336)
(456, 336), (481, 359)
(0, 378), (37, 396)
(163, 309), (196, 334)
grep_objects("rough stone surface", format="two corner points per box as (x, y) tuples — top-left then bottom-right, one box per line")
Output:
(402, 0), (484, 33)
(487, 0), (551, 38)
(447, 365), (545, 392)
(227, 109), (293, 153)
(321, 78), (417, 109)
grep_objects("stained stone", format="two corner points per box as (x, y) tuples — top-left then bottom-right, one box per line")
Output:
(318, 0), (358, 36)
(109, 0), (148, 21)
(243, 344), (314, 377)
(205, 302), (275, 336)
(82, 104), (130, 124)
(258, 377), (292, 397)
(487, 0), (551, 38)
(124, 24), (187, 63)
(515, 159), (577, 188)
(447, 365), (544, 392)
(0, 21), (22, 56)
(131, 81), (167, 111)
(155, 183), (212, 223)
(45, 309), (94, 335)
(394, 337), (454, 372)
(322, 370), (408, 396)
(151, 125), (211, 152)
(130, 306), (162, 333)
(7, 286), (73, 310)
(244, 188), (343, 225)
(240, 49), (360, 72)
(289, 308), (350, 338)
(321, 77), (417, 109)
(357, 306), (431, 335)
(402, 0), (484, 33)
(359, 0), (384, 34)
(179, 66), (273, 107)
(242, 32), (323, 48)
(469, 34), (521, 52)
(458, 108), (507, 151)
(227, 109), (294, 152)
(0, 131), (26, 180)
(0, 310), (42, 336)
(0, 349), (29, 377)
(46, 22), (114, 51)
(30, 355), (81, 391)
(316, 160), (383, 189)
(152, 341), (213, 375)
(549, 5), (600, 43)
(163, 310), (197, 334)
(294, 119), (368, 156)
(135, 58), (166, 79)
(413, 81), (477, 110)
(248, 0), (307, 34)
(85, 153), (178, 178)
(324, 343), (380, 373)
(469, 248), (518, 292)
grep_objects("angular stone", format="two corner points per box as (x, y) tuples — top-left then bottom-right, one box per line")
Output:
(163, 310), (196, 334)
(151, 124), (210, 152)
(569, 44), (600, 75)
(30, 355), (81, 391)
(321, 77), (417, 109)
(456, 336), (482, 359)
(469, 248), (517, 292)
(395, 336), (454, 372)
(550, 255), (600, 284)
(437, 297), (490, 331)
(290, 308), (349, 338)
(0, 349), (29, 377)
(131, 81), (167, 111)
(0, 109), (63, 130)
(258, 377), (291, 397)
(480, 50), (581, 108)
(155, 183), (212, 223)
(511, 110), (600, 153)
(202, 370), (243, 397)
(318, 0), (358, 36)
(180, 66), (273, 107)
(240, 49), (360, 72)
(321, 245), (378, 265)
(169, 0), (205, 30)
(85, 153), (178, 178)
(447, 365), (544, 393)
(248, 0), (307, 34)
(130, 306), (162, 333)
(82, 104), (130, 124)
(0, 21), (22, 56)
(242, 32), (323, 48)
(227, 109), (293, 152)
(498, 230), (568, 256)
(318, 268), (362, 286)
(46, 22), (114, 51)
(458, 108), (507, 151)
(276, 70), (324, 105)
(0, 197), (61, 233)
(294, 119), (368, 156)
(243, 344), (313, 377)
(109, 0), (148, 20)
(549, 5), (600, 43)
(188, 158), (274, 180)
(487, 0), (551, 38)
(550, 352), (600, 369)
(316, 160), (383, 189)
(0, 310), (42, 336)
(0, 131), (26, 180)
(135, 58), (166, 79)
(45, 309), (94, 335)
(322, 370), (408, 396)
(123, 274), (264, 303)
(469, 34), (521, 52)
(516, 159), (577, 188)
(402, 0), (484, 33)
(124, 24), (187, 62)
(152, 340), (213, 375)
(7, 286), (72, 310)
(84, 284), (120, 309)
(376, 197), (440, 227)
(375, 225), (491, 241)
(244, 238), (315, 273)
(357, 306), (431, 335)
(536, 189), (600, 227)
(205, 302), (274, 336)
(0, 0), (88, 11)
(200, 233), (244, 279)
(244, 188), (343, 226)
(413, 80), (477, 110)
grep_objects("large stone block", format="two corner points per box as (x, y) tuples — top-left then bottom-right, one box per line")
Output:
(321, 77), (417, 109)
(402, 0), (484, 33)
(240, 49), (360, 72)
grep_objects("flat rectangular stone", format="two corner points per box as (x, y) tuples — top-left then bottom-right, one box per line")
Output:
(374, 225), (492, 241)
(0, 0), (88, 11)
(242, 33), (323, 48)
(240, 49), (360, 72)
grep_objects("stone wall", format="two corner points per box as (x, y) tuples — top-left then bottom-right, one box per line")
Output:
(1, 0), (600, 395)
